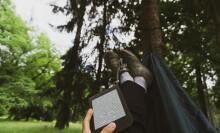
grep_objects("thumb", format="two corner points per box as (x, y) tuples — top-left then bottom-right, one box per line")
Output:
(100, 123), (116, 133)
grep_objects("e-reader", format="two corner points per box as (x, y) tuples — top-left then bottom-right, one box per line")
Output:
(89, 85), (133, 133)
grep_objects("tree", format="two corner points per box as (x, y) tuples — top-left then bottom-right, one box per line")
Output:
(52, 0), (220, 128)
(139, 0), (163, 54)
(160, 0), (220, 124)
(54, 0), (88, 129)
(0, 0), (61, 120)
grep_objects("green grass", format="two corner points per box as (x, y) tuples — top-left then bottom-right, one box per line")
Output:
(0, 121), (82, 133)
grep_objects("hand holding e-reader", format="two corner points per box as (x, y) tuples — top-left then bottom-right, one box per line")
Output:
(89, 85), (133, 133)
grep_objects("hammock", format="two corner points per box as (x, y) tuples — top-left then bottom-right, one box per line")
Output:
(142, 53), (218, 133)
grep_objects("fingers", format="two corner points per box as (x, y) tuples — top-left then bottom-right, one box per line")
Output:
(100, 122), (116, 133)
(83, 108), (93, 133)
(83, 109), (116, 133)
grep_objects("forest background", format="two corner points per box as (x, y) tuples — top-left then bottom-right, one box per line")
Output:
(0, 0), (220, 132)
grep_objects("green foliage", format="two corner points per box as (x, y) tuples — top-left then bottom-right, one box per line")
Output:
(0, 0), (32, 54)
(160, 0), (220, 125)
(0, 0), (61, 120)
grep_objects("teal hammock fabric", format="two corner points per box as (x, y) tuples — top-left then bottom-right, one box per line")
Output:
(142, 53), (218, 133)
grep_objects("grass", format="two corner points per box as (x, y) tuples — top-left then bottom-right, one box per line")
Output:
(0, 120), (82, 133)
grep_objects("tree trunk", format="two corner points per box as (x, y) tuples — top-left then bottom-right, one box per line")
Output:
(55, 0), (86, 129)
(93, 0), (107, 95)
(195, 63), (208, 117)
(202, 75), (215, 123)
(140, 0), (163, 54)
(210, 0), (220, 46)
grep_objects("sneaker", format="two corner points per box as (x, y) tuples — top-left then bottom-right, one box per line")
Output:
(104, 51), (120, 76)
(118, 49), (152, 85)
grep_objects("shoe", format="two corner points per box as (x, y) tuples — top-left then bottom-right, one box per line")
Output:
(118, 49), (152, 85)
(104, 51), (120, 75)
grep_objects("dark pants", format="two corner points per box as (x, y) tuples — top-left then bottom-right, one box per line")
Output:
(119, 81), (147, 133)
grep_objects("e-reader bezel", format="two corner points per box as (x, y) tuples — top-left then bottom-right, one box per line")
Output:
(89, 85), (133, 133)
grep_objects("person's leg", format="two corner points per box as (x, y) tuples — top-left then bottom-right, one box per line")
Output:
(134, 76), (147, 92)
(104, 50), (151, 133)
(120, 71), (148, 91)
(119, 71), (134, 83)
(119, 72), (147, 133)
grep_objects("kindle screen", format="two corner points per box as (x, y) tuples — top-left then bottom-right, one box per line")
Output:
(92, 89), (126, 130)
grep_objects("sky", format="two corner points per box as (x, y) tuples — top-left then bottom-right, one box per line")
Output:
(11, 0), (134, 62)
(12, 0), (73, 55)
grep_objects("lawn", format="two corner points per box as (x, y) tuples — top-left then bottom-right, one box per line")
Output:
(0, 121), (82, 133)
